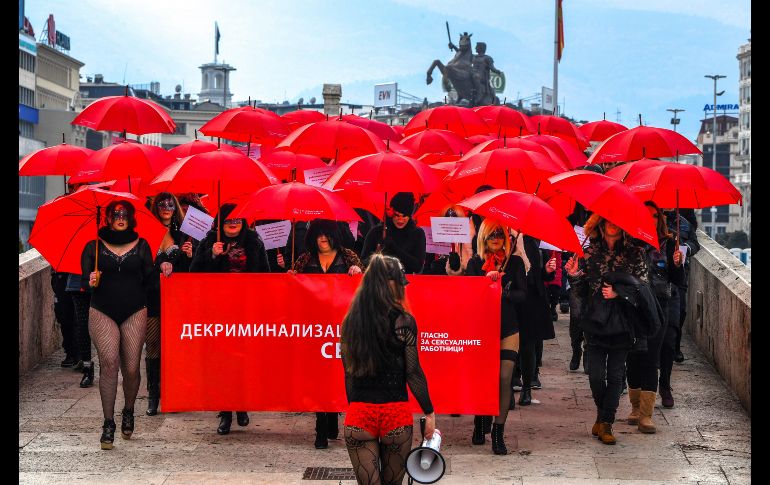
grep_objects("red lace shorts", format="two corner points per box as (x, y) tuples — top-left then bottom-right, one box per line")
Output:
(344, 401), (414, 438)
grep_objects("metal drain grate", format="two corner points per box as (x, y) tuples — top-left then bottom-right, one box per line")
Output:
(302, 467), (356, 480)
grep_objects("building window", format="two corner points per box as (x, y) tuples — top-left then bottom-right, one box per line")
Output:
(19, 120), (34, 138)
(19, 50), (36, 72)
(174, 122), (187, 135)
(19, 86), (35, 107)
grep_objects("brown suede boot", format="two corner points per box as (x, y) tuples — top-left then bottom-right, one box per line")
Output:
(627, 388), (641, 425)
(597, 422), (616, 445)
(591, 420), (601, 437)
(638, 390), (657, 433)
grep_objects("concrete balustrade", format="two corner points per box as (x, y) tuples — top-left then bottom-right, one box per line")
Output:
(18, 249), (59, 376)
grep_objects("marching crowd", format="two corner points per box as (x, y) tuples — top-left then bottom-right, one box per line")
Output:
(47, 167), (700, 481)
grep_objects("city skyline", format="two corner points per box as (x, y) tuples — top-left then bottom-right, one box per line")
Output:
(24, 0), (750, 142)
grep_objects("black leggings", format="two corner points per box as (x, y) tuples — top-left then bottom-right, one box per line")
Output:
(519, 337), (537, 389)
(344, 424), (413, 485)
(659, 286), (681, 389)
(71, 292), (92, 361)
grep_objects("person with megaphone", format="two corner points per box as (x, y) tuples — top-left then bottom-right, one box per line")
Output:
(340, 253), (436, 484)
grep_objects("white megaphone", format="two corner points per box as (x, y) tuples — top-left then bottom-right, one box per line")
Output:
(406, 416), (446, 484)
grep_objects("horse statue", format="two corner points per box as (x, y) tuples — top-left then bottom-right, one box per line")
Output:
(427, 32), (475, 106)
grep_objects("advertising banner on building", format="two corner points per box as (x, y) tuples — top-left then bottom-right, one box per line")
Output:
(162, 273), (500, 414)
(374, 82), (398, 108)
(542, 86), (555, 114)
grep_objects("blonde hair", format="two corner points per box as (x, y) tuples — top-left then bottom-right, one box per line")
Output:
(477, 219), (511, 259)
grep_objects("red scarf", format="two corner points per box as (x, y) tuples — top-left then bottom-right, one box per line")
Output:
(482, 249), (507, 273)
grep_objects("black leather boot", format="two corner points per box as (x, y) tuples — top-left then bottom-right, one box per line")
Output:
(145, 358), (160, 416)
(472, 416), (485, 445)
(326, 412), (339, 440)
(236, 411), (249, 427)
(483, 415), (493, 435)
(217, 411), (232, 435)
(518, 387), (532, 406)
(100, 418), (116, 450)
(80, 362), (94, 388)
(120, 408), (134, 439)
(491, 423), (508, 455)
(314, 412), (328, 449)
(569, 347), (582, 371)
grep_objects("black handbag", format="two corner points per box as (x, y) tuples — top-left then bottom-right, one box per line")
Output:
(582, 294), (630, 337)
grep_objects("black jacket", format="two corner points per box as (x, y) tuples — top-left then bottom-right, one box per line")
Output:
(190, 228), (270, 273)
(516, 237), (556, 341)
(361, 219), (426, 274)
(466, 253), (527, 332)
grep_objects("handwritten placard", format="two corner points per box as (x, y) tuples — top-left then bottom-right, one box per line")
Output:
(539, 240), (563, 251)
(254, 220), (292, 250)
(422, 226), (451, 255)
(303, 166), (337, 187)
(430, 217), (472, 243)
(179, 206), (215, 241)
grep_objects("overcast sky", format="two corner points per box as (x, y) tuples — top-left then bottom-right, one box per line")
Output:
(24, 0), (750, 142)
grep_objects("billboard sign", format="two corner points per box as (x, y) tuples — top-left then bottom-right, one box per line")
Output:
(374, 82), (397, 108)
(490, 71), (505, 93)
(542, 86), (555, 113)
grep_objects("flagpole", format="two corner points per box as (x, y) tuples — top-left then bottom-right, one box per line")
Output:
(552, 0), (560, 116)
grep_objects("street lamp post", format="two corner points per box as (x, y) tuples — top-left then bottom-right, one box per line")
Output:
(705, 74), (725, 237)
(710, 206), (718, 240)
(666, 108), (684, 132)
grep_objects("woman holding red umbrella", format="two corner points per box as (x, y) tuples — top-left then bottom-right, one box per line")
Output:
(81, 200), (163, 450)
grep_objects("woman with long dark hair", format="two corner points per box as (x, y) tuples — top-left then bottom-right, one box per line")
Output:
(80, 200), (156, 450)
(341, 253), (435, 485)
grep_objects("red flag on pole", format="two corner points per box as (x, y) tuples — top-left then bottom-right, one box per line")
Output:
(557, 0), (565, 61)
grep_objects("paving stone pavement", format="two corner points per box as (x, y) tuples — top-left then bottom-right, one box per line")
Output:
(19, 312), (750, 484)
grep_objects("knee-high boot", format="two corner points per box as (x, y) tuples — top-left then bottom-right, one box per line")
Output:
(314, 412), (328, 449)
(145, 358), (160, 416)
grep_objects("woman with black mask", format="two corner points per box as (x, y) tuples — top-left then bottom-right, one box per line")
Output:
(190, 203), (271, 435)
(361, 192), (426, 274)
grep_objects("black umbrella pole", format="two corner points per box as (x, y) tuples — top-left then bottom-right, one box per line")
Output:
(217, 180), (221, 242)
(291, 219), (296, 268)
(676, 190), (680, 248)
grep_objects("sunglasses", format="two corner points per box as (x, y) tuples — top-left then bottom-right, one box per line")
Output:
(223, 218), (242, 225)
(112, 209), (129, 220)
(485, 229), (506, 241)
(158, 200), (176, 211)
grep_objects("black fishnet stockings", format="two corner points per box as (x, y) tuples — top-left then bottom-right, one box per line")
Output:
(344, 425), (413, 485)
(145, 316), (161, 359)
(89, 307), (147, 419)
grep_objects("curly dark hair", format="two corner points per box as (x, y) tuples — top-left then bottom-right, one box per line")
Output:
(304, 219), (342, 255)
(150, 192), (183, 230)
(104, 200), (137, 230)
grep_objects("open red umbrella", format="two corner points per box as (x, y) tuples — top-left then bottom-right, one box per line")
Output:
(281, 110), (326, 132)
(531, 115), (590, 150)
(604, 158), (666, 182)
(548, 170), (659, 248)
(466, 134), (498, 145)
(28, 187), (168, 275)
(391, 125), (405, 139)
(167, 138), (241, 158)
(275, 120), (387, 162)
(404, 105), (490, 138)
(458, 188), (583, 255)
(412, 189), (464, 226)
(200, 106), (289, 144)
(475, 105), (534, 137)
(587, 126), (702, 165)
(258, 151), (327, 183)
(624, 163), (742, 209)
(523, 134), (589, 170)
(461, 137), (568, 169)
(578, 119), (628, 142)
(385, 140), (417, 157)
(19, 141), (93, 176)
(337, 114), (400, 141)
(400, 129), (473, 157)
(71, 92), (176, 135)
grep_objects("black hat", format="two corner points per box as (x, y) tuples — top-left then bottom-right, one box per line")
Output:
(389, 192), (415, 216)
(305, 219), (342, 254)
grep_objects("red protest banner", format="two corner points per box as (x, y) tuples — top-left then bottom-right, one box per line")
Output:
(161, 273), (500, 414)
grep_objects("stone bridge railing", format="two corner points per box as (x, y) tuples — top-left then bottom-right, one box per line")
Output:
(19, 249), (58, 376)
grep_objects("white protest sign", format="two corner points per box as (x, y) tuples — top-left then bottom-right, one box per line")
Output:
(574, 225), (590, 248)
(539, 239), (563, 252)
(679, 245), (688, 264)
(430, 217), (472, 243)
(422, 226), (451, 255)
(303, 166), (337, 187)
(179, 205), (215, 241)
(254, 220), (292, 250)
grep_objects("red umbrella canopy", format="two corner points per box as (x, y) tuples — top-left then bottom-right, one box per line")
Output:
(337, 114), (400, 142)
(19, 143), (94, 176)
(148, 150), (279, 203)
(404, 105), (490, 138)
(458, 188), (583, 255)
(447, 148), (566, 197)
(466, 134), (498, 145)
(258, 151), (327, 183)
(531, 115), (590, 150)
(97, 178), (147, 196)
(604, 158), (666, 182)
(475, 105), (534, 137)
(71, 95), (176, 135)
(68, 141), (176, 184)
(228, 182), (362, 224)
(548, 170), (659, 248)
(412, 189), (464, 226)
(322, 152), (441, 195)
(578, 119), (629, 142)
(400, 129), (473, 157)
(391, 125), (405, 139)
(28, 187), (168, 274)
(419, 153), (462, 165)
(523, 134), (589, 170)
(200, 106), (289, 144)
(587, 126), (702, 165)
(275, 121), (387, 162)
(167, 139), (241, 158)
(385, 140), (417, 157)
(281, 110), (326, 132)
(462, 137), (569, 169)
(624, 163), (742, 208)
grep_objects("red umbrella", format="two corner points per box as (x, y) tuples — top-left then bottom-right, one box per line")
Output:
(400, 129), (473, 157)
(466, 134), (497, 145)
(68, 141), (175, 191)
(578, 119), (628, 142)
(275, 120), (387, 162)
(412, 189), (464, 226)
(167, 139), (241, 158)
(383, 140), (416, 157)
(419, 153), (462, 165)
(458, 188), (583, 255)
(19, 142), (93, 176)
(71, 93), (176, 135)
(474, 105), (534, 137)
(523, 134), (589, 170)
(337, 114), (400, 141)
(531, 115), (590, 150)
(281, 110), (326, 132)
(95, 178), (147, 196)
(258, 151), (327, 183)
(604, 158), (666, 182)
(447, 148), (566, 196)
(28, 187), (168, 274)
(404, 105), (490, 138)
(462, 137), (568, 169)
(200, 106), (289, 144)
(624, 163), (742, 209)
(587, 126), (702, 165)
(391, 125), (405, 139)
(548, 170), (659, 248)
